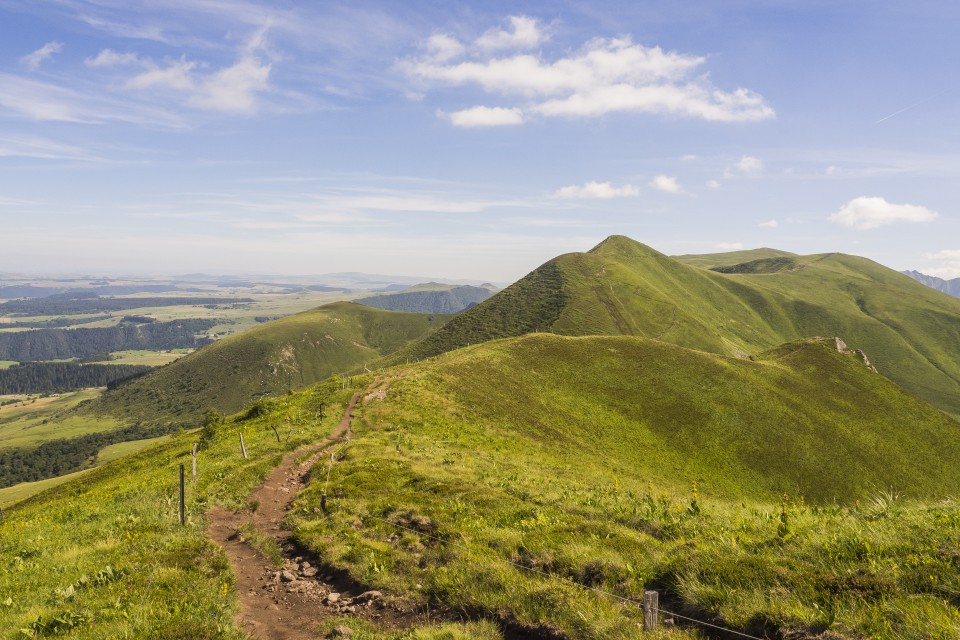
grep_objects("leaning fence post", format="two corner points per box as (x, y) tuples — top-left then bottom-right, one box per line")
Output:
(191, 443), (198, 481)
(179, 463), (185, 526)
(271, 425), (281, 442)
(239, 433), (248, 459)
(643, 590), (658, 630)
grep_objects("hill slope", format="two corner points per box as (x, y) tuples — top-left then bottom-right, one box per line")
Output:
(400, 235), (960, 416)
(381, 333), (960, 502)
(86, 302), (450, 425)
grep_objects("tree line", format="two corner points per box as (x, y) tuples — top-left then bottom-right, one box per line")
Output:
(0, 362), (151, 394)
(0, 295), (252, 316)
(0, 422), (176, 488)
(0, 318), (217, 361)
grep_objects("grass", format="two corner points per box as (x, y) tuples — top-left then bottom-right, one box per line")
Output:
(101, 349), (193, 367)
(0, 361), (16, 370)
(84, 301), (452, 427)
(0, 389), (121, 451)
(398, 235), (960, 418)
(3, 336), (959, 638)
(0, 437), (169, 508)
(0, 377), (356, 638)
(285, 337), (960, 638)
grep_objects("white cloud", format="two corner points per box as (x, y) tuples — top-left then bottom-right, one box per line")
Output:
(830, 196), (938, 230)
(189, 57), (271, 112)
(554, 181), (639, 199)
(680, 154), (697, 161)
(424, 34), (465, 62)
(736, 155), (763, 173)
(400, 23), (774, 125)
(475, 16), (546, 51)
(925, 250), (960, 279)
(759, 219), (779, 228)
(706, 179), (721, 189)
(715, 242), (744, 250)
(107, 32), (272, 114)
(20, 41), (63, 71)
(85, 49), (141, 67)
(650, 175), (681, 194)
(446, 106), (524, 127)
(127, 58), (197, 91)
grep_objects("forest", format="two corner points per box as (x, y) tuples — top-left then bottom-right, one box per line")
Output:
(0, 362), (151, 394)
(0, 421), (175, 488)
(0, 295), (251, 316)
(0, 319), (217, 361)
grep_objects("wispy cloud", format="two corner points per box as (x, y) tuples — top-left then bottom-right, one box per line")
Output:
(830, 196), (938, 230)
(20, 41), (63, 70)
(759, 219), (779, 228)
(0, 72), (184, 126)
(401, 17), (774, 126)
(554, 181), (639, 199)
(0, 135), (99, 161)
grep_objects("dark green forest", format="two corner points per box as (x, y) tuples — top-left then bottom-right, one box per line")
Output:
(0, 319), (217, 361)
(0, 422), (175, 488)
(0, 362), (151, 394)
(0, 295), (251, 316)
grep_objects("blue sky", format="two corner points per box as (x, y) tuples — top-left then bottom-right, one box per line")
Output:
(1, 0), (958, 282)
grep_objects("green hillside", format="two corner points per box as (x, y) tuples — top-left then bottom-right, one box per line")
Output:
(4, 333), (960, 638)
(290, 335), (960, 638)
(377, 333), (960, 502)
(401, 235), (960, 417)
(672, 246), (798, 269)
(86, 301), (450, 426)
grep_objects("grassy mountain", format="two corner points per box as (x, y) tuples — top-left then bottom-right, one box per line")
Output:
(85, 301), (450, 425)
(291, 334), (960, 638)
(672, 246), (798, 269)
(357, 283), (495, 314)
(5, 335), (960, 639)
(400, 235), (960, 417)
(379, 333), (960, 502)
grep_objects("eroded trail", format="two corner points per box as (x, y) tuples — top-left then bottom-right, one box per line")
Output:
(207, 386), (430, 639)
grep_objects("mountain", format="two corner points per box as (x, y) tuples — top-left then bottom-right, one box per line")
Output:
(398, 235), (960, 417)
(356, 283), (496, 314)
(903, 269), (960, 297)
(84, 302), (451, 425)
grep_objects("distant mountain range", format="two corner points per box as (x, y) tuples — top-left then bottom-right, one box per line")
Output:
(903, 270), (960, 297)
(355, 282), (497, 314)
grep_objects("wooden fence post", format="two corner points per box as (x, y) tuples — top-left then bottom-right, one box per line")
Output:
(239, 433), (248, 459)
(191, 443), (198, 481)
(271, 425), (281, 442)
(179, 463), (185, 526)
(643, 590), (658, 630)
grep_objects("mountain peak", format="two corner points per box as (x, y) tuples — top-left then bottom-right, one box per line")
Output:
(588, 235), (665, 258)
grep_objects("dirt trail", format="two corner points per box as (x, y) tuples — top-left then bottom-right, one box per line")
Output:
(207, 389), (434, 639)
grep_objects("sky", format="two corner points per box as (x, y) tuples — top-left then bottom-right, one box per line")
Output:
(1, 0), (958, 282)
